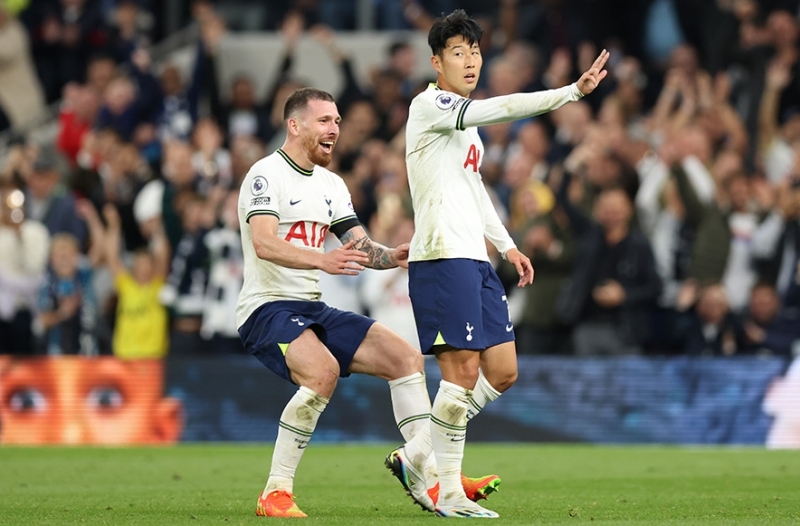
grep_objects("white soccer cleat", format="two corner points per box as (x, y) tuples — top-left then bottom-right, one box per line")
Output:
(384, 446), (436, 512)
(435, 497), (499, 518)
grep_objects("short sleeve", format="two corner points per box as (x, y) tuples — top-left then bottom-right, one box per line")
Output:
(330, 176), (358, 225)
(411, 89), (471, 133)
(243, 170), (283, 224)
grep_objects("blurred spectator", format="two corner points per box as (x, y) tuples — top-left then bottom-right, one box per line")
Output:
(0, 182), (49, 354)
(191, 118), (232, 189)
(94, 54), (160, 140)
(514, 190), (575, 355)
(555, 173), (661, 356)
(751, 178), (800, 297)
(28, 0), (110, 102)
(673, 282), (746, 356)
(200, 190), (244, 354)
(107, 0), (152, 65)
(360, 216), (419, 350)
(159, 192), (217, 356)
(742, 281), (800, 356)
(56, 82), (100, 164)
(23, 148), (88, 246)
(0, 2), (46, 131)
(759, 59), (800, 184)
(102, 203), (169, 359)
(35, 200), (104, 355)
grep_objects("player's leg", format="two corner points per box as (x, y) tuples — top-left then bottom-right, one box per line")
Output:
(239, 303), (340, 518)
(257, 328), (338, 517)
(347, 322), (436, 511)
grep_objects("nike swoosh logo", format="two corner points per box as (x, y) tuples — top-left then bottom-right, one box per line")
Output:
(506, 324), (513, 332)
(450, 436), (466, 442)
(289, 199), (302, 205)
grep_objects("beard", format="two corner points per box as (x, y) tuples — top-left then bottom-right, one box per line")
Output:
(302, 134), (333, 167)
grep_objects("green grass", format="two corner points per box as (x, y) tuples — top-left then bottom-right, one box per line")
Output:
(1, 445), (799, 525)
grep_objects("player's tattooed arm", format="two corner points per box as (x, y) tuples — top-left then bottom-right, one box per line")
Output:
(339, 229), (398, 269)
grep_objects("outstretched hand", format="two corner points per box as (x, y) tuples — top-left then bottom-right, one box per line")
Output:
(319, 240), (370, 276)
(576, 49), (610, 95)
(505, 248), (535, 288)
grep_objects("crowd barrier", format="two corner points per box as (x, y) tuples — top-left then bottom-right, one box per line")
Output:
(0, 355), (796, 447)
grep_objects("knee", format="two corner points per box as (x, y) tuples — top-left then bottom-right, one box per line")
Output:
(391, 345), (424, 379)
(485, 367), (517, 393)
(302, 355), (340, 398)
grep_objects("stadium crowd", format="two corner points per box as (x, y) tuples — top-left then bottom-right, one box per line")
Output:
(1, 0), (800, 358)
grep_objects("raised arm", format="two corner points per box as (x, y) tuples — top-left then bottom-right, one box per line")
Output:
(758, 61), (791, 153)
(458, 50), (609, 129)
(75, 200), (106, 268)
(249, 214), (369, 274)
(101, 204), (125, 277)
(338, 224), (408, 270)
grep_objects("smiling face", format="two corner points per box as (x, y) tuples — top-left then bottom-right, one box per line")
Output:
(292, 99), (340, 167)
(432, 36), (482, 98)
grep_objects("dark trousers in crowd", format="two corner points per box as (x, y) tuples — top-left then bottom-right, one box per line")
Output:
(0, 310), (34, 354)
(516, 326), (574, 355)
(573, 322), (641, 356)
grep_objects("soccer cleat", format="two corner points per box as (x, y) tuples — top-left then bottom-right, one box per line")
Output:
(256, 489), (308, 518)
(428, 474), (502, 504)
(384, 447), (436, 512)
(435, 497), (499, 518)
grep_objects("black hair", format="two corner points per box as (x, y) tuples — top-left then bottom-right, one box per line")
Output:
(283, 87), (335, 120)
(388, 40), (411, 57)
(427, 9), (483, 57)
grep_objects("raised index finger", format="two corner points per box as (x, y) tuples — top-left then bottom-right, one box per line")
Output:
(592, 49), (609, 71)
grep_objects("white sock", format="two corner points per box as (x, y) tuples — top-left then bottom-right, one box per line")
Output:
(264, 386), (328, 495)
(466, 368), (502, 422)
(389, 372), (431, 440)
(430, 380), (470, 505)
(389, 372), (438, 486)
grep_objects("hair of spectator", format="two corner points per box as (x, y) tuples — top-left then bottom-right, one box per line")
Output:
(427, 9), (484, 57)
(388, 40), (411, 56)
(283, 87), (335, 121)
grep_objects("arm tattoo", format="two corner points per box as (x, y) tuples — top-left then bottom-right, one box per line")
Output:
(339, 231), (396, 269)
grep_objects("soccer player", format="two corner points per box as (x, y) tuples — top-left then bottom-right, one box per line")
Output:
(236, 87), (435, 518)
(388, 10), (609, 518)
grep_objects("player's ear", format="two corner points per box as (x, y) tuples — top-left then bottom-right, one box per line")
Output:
(153, 396), (183, 443)
(287, 117), (300, 137)
(430, 54), (442, 74)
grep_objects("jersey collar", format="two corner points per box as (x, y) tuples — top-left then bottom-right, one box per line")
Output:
(277, 149), (314, 177)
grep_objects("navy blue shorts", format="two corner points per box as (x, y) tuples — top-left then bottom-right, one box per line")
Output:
(238, 301), (375, 383)
(408, 259), (515, 354)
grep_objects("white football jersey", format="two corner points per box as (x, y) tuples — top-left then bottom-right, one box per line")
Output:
(236, 148), (357, 328)
(406, 83), (583, 262)
(406, 84), (515, 262)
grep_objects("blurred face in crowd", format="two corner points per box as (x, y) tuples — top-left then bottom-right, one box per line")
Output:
(594, 188), (632, 232)
(390, 44), (416, 78)
(163, 141), (196, 186)
(517, 121), (550, 160)
(49, 235), (80, 279)
(726, 175), (750, 212)
(221, 191), (240, 231)
(342, 100), (378, 139)
(74, 86), (100, 123)
(193, 118), (223, 153)
(290, 99), (340, 168)
(231, 77), (256, 109)
(0, 357), (182, 444)
(87, 58), (116, 95)
(502, 150), (535, 189)
(160, 65), (183, 97)
(697, 285), (729, 325)
(132, 250), (155, 285)
(105, 77), (136, 115)
(551, 101), (592, 145)
(432, 36), (482, 98)
(767, 10), (798, 48)
(749, 284), (780, 325)
(180, 196), (206, 233)
(488, 58), (521, 96)
(27, 167), (59, 200)
(669, 44), (698, 76)
(587, 152), (622, 189)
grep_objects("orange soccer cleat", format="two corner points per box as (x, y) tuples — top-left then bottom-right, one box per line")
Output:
(256, 489), (308, 518)
(427, 473), (502, 505)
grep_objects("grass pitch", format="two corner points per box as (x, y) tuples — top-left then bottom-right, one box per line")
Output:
(1, 444), (798, 525)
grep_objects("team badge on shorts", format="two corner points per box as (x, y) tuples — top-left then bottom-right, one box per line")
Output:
(251, 176), (268, 196)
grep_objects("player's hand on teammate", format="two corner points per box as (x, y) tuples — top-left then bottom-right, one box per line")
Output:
(319, 240), (370, 275)
(505, 248), (534, 288)
(392, 243), (410, 269)
(576, 49), (609, 96)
